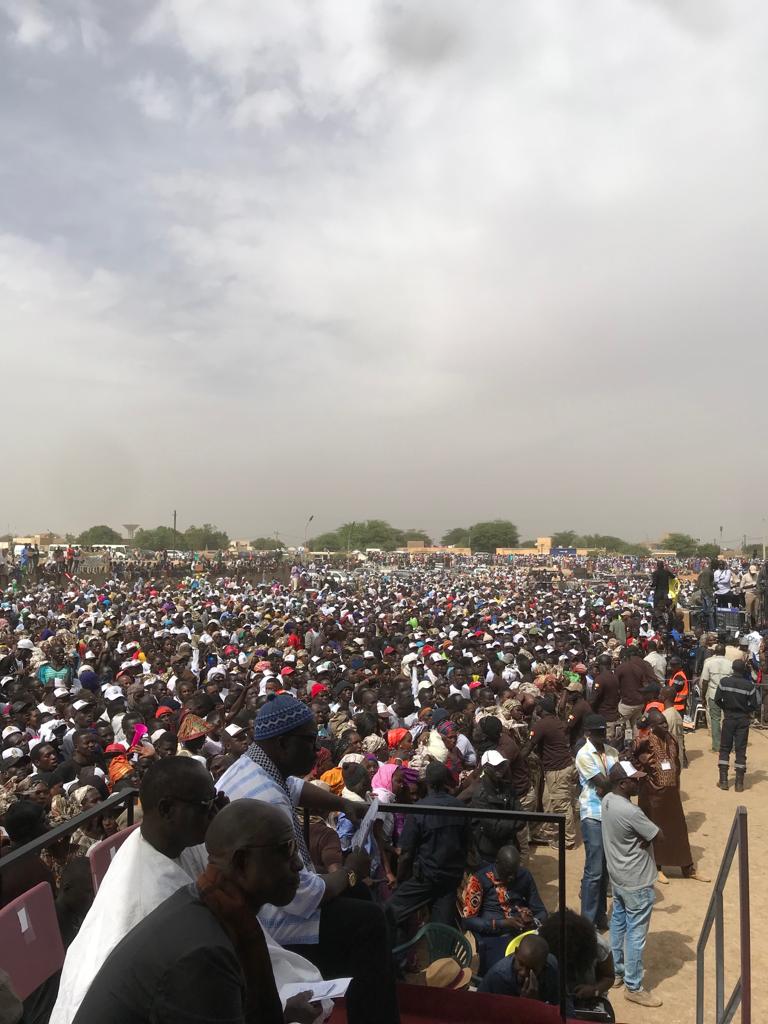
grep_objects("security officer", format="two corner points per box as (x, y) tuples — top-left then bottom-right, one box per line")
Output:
(715, 659), (759, 792)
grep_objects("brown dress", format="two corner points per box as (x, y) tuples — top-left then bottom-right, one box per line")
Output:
(632, 731), (693, 868)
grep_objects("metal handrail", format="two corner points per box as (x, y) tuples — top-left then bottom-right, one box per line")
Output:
(306, 801), (568, 1020)
(696, 806), (750, 1024)
(0, 788), (139, 902)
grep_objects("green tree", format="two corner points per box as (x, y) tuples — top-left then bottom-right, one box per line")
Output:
(309, 520), (419, 552)
(468, 520), (519, 552)
(441, 527), (470, 547)
(660, 533), (703, 558)
(134, 526), (188, 551)
(78, 525), (124, 546)
(552, 530), (582, 548)
(251, 537), (285, 550)
(184, 524), (229, 551)
(307, 531), (344, 551)
(519, 539), (537, 548)
(697, 544), (720, 561)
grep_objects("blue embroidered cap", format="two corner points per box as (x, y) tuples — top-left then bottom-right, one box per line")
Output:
(253, 693), (315, 740)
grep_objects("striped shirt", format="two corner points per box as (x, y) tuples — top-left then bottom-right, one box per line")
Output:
(575, 739), (619, 821)
(216, 754), (325, 945)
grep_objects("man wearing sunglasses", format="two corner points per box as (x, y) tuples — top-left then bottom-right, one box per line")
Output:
(217, 693), (400, 1024)
(73, 799), (323, 1024)
(52, 757), (326, 1024)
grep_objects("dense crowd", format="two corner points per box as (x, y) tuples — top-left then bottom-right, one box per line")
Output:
(0, 555), (764, 1023)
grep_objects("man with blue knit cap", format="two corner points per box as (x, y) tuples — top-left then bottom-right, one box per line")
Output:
(217, 693), (400, 1024)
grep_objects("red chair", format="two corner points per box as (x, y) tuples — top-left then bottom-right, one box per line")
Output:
(0, 882), (64, 1000)
(88, 822), (140, 893)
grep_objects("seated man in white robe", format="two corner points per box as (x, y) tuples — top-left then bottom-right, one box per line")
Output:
(51, 757), (327, 1024)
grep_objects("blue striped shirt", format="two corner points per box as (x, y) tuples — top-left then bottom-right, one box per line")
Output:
(216, 754), (325, 945)
(575, 740), (619, 821)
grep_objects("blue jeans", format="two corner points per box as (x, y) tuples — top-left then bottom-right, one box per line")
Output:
(580, 818), (608, 924)
(610, 884), (655, 991)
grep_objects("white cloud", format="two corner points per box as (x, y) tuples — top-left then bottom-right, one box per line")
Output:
(0, 0), (55, 47)
(231, 88), (296, 129)
(127, 72), (179, 121)
(3, 1), (768, 542)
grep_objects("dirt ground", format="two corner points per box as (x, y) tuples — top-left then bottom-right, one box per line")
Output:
(529, 724), (766, 1024)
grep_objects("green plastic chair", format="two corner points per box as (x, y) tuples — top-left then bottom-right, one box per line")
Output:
(392, 923), (473, 968)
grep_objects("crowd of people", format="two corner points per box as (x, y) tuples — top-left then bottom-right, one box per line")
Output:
(0, 554), (764, 1023)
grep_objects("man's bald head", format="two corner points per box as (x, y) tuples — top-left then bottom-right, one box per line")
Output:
(203, 800), (302, 911)
(495, 844), (521, 884)
(205, 799), (292, 860)
(516, 934), (549, 973)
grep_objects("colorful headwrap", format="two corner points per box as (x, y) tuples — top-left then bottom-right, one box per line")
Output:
(387, 728), (410, 749)
(108, 755), (134, 788)
(320, 767), (344, 795)
(361, 734), (386, 755)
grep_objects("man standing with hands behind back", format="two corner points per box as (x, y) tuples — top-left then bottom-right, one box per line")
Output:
(602, 761), (662, 1009)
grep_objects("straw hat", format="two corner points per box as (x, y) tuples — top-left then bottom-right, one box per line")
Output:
(423, 957), (472, 990)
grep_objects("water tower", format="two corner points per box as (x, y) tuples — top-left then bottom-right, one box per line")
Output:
(122, 524), (139, 541)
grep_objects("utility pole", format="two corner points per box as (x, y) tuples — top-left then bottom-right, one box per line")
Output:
(719, 525), (723, 552)
(303, 515), (314, 563)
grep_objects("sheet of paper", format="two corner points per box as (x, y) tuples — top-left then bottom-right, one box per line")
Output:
(351, 797), (379, 850)
(281, 977), (352, 1001)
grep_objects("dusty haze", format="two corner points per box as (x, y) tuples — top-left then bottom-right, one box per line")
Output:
(2, 1), (767, 549)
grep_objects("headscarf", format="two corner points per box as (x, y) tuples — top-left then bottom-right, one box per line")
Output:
(108, 755), (134, 789)
(387, 728), (410, 749)
(338, 752), (365, 768)
(319, 767), (344, 795)
(361, 734), (386, 755)
(371, 763), (400, 796)
(70, 785), (98, 810)
(436, 720), (458, 739)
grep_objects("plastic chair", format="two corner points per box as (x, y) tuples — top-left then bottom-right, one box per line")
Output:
(693, 703), (710, 730)
(88, 822), (140, 893)
(0, 882), (64, 1000)
(392, 923), (473, 967)
(504, 928), (538, 957)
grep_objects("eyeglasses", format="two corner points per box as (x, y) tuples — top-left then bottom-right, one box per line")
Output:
(170, 796), (216, 812)
(240, 837), (298, 858)
(288, 733), (318, 746)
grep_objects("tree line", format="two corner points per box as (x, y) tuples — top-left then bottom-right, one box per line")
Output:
(56, 522), (722, 559)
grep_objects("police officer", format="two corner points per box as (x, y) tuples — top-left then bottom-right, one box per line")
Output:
(715, 659), (759, 792)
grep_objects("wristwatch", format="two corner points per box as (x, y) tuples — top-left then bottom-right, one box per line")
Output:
(346, 869), (357, 888)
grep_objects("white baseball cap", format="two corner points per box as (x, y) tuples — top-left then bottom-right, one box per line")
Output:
(480, 749), (508, 767)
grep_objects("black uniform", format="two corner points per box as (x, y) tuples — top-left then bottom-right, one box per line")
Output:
(715, 672), (759, 771)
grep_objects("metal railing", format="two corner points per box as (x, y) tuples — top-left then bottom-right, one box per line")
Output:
(696, 806), (750, 1024)
(306, 801), (568, 1020)
(0, 788), (139, 904)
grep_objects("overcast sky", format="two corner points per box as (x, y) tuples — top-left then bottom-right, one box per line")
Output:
(2, 1), (767, 549)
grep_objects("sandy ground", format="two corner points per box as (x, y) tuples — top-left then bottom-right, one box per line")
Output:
(528, 724), (767, 1024)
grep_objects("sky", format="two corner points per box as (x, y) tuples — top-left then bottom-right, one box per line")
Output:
(2, 0), (767, 550)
